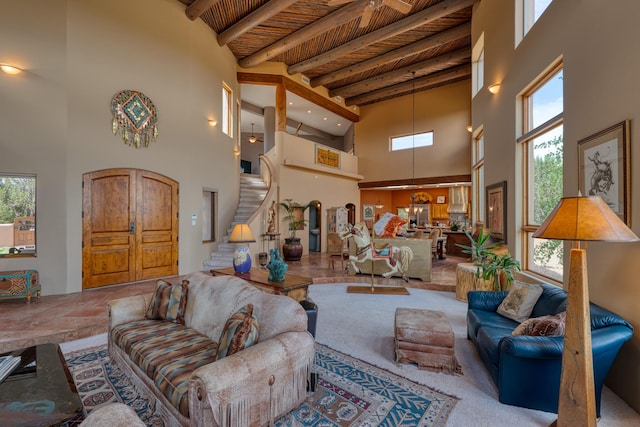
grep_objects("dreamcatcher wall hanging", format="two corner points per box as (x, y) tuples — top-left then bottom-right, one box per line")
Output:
(111, 89), (158, 148)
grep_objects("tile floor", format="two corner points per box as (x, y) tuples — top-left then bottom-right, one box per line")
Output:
(0, 252), (461, 353)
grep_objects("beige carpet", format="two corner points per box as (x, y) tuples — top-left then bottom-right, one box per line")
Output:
(308, 283), (640, 427)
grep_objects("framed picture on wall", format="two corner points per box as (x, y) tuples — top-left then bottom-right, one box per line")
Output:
(363, 204), (374, 221)
(486, 181), (507, 243)
(436, 195), (445, 204)
(578, 120), (630, 225)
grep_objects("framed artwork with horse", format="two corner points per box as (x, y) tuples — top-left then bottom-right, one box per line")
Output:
(578, 120), (630, 225)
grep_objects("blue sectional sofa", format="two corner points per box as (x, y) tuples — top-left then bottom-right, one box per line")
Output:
(466, 283), (633, 415)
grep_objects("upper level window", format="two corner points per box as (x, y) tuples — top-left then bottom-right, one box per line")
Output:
(222, 83), (233, 137)
(519, 64), (563, 281)
(524, 0), (552, 36)
(391, 131), (433, 151)
(472, 33), (485, 97)
(0, 174), (36, 257)
(472, 131), (485, 223)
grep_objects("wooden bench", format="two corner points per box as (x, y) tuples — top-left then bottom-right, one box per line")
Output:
(0, 270), (40, 303)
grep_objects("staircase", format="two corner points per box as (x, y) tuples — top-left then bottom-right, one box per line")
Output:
(203, 174), (268, 270)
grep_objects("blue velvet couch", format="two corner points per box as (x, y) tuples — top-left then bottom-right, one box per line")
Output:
(466, 283), (633, 415)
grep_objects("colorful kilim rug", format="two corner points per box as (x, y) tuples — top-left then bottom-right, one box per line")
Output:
(63, 343), (458, 426)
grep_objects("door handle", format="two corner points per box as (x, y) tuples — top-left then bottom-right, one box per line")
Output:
(129, 222), (135, 234)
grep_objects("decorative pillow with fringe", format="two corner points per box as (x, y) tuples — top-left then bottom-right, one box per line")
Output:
(145, 279), (189, 324)
(216, 304), (260, 360)
(512, 311), (566, 336)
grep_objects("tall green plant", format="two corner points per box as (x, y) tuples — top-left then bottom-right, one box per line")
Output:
(478, 252), (521, 291)
(455, 228), (500, 264)
(278, 199), (311, 239)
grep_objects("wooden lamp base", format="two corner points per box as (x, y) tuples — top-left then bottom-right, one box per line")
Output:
(552, 247), (597, 427)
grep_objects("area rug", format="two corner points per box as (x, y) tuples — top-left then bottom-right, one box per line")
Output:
(63, 341), (458, 426)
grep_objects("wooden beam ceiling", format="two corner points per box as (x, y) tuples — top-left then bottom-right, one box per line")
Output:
(310, 22), (471, 88)
(238, 0), (370, 68)
(217, 0), (300, 46)
(181, 0), (476, 107)
(287, 0), (476, 75)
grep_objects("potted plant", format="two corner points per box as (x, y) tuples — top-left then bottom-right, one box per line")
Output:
(455, 228), (500, 265)
(278, 199), (311, 261)
(477, 252), (521, 291)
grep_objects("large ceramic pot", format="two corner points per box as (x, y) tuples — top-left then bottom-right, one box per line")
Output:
(282, 237), (303, 261)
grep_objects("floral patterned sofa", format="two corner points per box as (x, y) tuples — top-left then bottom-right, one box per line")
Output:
(107, 271), (314, 426)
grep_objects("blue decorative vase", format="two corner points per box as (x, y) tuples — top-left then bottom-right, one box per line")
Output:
(266, 248), (288, 282)
(233, 245), (252, 273)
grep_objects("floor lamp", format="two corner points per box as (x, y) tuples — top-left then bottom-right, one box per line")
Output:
(532, 196), (638, 427)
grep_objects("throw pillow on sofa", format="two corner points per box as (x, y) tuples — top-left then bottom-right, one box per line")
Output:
(145, 279), (189, 324)
(374, 213), (408, 238)
(216, 303), (260, 360)
(496, 281), (543, 323)
(512, 311), (566, 336)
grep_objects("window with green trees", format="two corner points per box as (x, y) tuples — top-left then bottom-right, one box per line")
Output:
(0, 174), (36, 256)
(520, 64), (563, 281)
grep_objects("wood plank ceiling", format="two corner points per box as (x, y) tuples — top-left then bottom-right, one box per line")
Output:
(178, 0), (477, 107)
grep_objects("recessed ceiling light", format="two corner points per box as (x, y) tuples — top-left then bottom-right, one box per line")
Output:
(288, 101), (293, 105)
(337, 123), (342, 126)
(323, 117), (328, 120)
(307, 110), (311, 114)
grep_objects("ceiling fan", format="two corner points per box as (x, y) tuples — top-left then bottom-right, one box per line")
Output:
(328, 0), (413, 28)
(248, 123), (263, 144)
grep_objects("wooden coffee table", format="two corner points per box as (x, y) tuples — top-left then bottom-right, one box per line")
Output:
(0, 343), (83, 426)
(211, 267), (312, 302)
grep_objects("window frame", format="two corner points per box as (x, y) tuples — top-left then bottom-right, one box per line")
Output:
(472, 33), (485, 97)
(518, 62), (564, 282)
(222, 82), (233, 137)
(0, 173), (37, 258)
(390, 131), (434, 151)
(472, 129), (485, 224)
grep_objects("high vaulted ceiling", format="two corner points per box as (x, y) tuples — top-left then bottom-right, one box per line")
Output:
(178, 0), (476, 109)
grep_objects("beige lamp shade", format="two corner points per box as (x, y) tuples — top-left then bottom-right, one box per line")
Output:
(533, 196), (638, 242)
(228, 224), (256, 243)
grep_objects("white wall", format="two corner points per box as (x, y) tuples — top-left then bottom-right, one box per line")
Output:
(473, 0), (640, 411)
(0, 0), (240, 294)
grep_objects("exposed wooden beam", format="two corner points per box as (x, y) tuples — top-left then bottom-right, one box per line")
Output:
(237, 72), (360, 122)
(311, 22), (471, 88)
(330, 48), (470, 98)
(240, 100), (264, 116)
(345, 64), (471, 106)
(275, 83), (287, 132)
(358, 175), (472, 189)
(240, 100), (340, 140)
(217, 0), (300, 46)
(185, 0), (222, 21)
(288, 0), (477, 76)
(238, 0), (369, 68)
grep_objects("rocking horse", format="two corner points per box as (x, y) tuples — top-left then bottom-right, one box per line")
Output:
(338, 222), (414, 282)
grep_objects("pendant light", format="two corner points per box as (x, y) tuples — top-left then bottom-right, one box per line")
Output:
(248, 123), (257, 144)
(410, 72), (417, 223)
(374, 191), (384, 209)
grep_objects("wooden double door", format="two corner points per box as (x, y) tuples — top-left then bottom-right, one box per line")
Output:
(82, 168), (179, 289)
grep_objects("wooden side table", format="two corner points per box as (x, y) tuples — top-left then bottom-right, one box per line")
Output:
(210, 267), (312, 302)
(455, 262), (495, 302)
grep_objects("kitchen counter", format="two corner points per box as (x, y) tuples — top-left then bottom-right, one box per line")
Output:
(443, 230), (470, 258)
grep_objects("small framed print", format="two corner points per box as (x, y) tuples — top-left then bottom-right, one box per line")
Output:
(436, 195), (445, 204)
(363, 204), (374, 221)
(486, 181), (507, 243)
